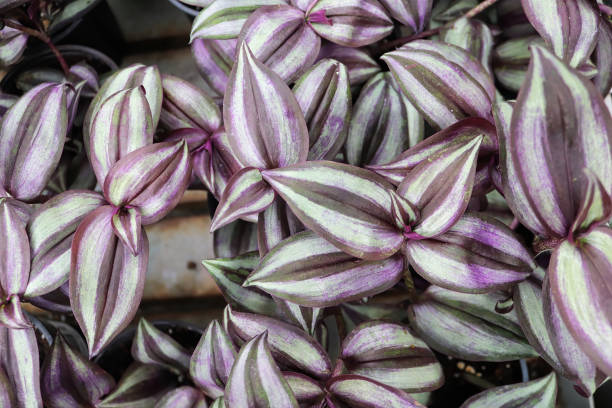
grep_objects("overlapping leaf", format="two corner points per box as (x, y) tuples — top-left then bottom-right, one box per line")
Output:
(191, 38), (237, 96)
(379, 0), (432, 32)
(316, 44), (381, 86)
(327, 375), (425, 408)
(131, 318), (191, 373)
(0, 327), (42, 408)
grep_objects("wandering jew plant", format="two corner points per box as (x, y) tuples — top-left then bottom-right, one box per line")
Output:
(1, 0), (612, 406)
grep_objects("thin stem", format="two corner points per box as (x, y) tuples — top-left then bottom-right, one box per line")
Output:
(2, 19), (70, 76)
(588, 396), (596, 408)
(377, 0), (502, 54)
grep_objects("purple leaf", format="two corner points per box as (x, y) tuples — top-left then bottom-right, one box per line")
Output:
(397, 136), (482, 237)
(70, 205), (149, 357)
(460, 372), (557, 408)
(0, 367), (16, 407)
(104, 141), (191, 225)
(317, 43), (381, 86)
(306, 0), (394, 47)
(84, 64), (162, 147)
(89, 87), (154, 186)
(383, 40), (495, 129)
(379, 0), (432, 32)
(191, 38), (237, 96)
(0, 83), (70, 200)
(496, 0), (537, 38)
(41, 334), (115, 408)
(408, 285), (537, 361)
(156, 386), (208, 408)
(160, 74), (222, 132)
(238, 5), (321, 83)
(293, 58), (351, 161)
(0, 22), (28, 65)
(190, 320), (237, 399)
(593, 11), (612, 95)
(210, 167), (275, 231)
(0, 199), (30, 300)
(341, 321), (444, 392)
(190, 0), (287, 40)
(111, 207), (142, 256)
(405, 213), (534, 293)
(502, 46), (612, 238)
(25, 191), (105, 298)
(98, 363), (177, 408)
(283, 371), (324, 405)
(367, 117), (497, 185)
(225, 332), (299, 408)
(68, 61), (99, 94)
(226, 307), (332, 379)
(131, 318), (191, 373)
(549, 227), (612, 378)
(245, 231), (404, 307)
(262, 161), (404, 260)
(346, 72), (423, 166)
(224, 43), (309, 169)
(0, 295), (29, 329)
(327, 374), (425, 408)
(0, 327), (42, 407)
(441, 17), (494, 74)
(202, 252), (277, 316)
(212, 220), (258, 258)
(521, 0), (599, 68)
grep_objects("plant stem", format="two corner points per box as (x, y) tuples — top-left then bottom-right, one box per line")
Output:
(2, 19), (70, 76)
(377, 0), (502, 54)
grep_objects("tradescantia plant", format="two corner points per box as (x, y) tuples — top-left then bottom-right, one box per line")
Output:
(1, 0), (612, 406)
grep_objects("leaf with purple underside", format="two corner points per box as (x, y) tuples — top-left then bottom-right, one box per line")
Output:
(460, 372), (557, 408)
(520, 0), (598, 68)
(306, 0), (394, 47)
(262, 161), (403, 260)
(346, 72), (423, 167)
(70, 205), (149, 357)
(210, 167), (275, 231)
(0, 83), (70, 201)
(26, 191), (105, 298)
(549, 227), (612, 378)
(98, 363), (177, 408)
(408, 285), (537, 361)
(293, 59), (351, 161)
(239, 5), (320, 83)
(379, 0), (432, 32)
(41, 334), (115, 408)
(104, 141), (191, 225)
(245, 230), (404, 307)
(131, 318), (191, 374)
(191, 320), (237, 399)
(383, 40), (495, 129)
(502, 46), (612, 239)
(224, 43), (309, 169)
(226, 307), (332, 379)
(225, 332), (299, 407)
(341, 321), (444, 392)
(327, 374), (425, 408)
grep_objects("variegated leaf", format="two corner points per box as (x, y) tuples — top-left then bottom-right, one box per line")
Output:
(155, 386), (207, 408)
(327, 375), (425, 408)
(262, 161), (403, 260)
(239, 5), (320, 83)
(0, 22), (27, 66)
(570, 169), (612, 238)
(111, 207), (142, 256)
(132, 318), (191, 373)
(502, 46), (612, 238)
(383, 40), (495, 129)
(0, 83), (70, 200)
(379, 0), (432, 32)
(346, 72), (423, 167)
(225, 332), (299, 407)
(0, 327), (42, 408)
(257, 199), (303, 257)
(593, 11), (612, 95)
(460, 372), (557, 408)
(70, 205), (149, 357)
(493, 36), (545, 92)
(341, 321), (444, 392)
(224, 43), (309, 169)
(306, 0), (394, 47)
(317, 43), (381, 86)
(283, 372), (324, 405)
(191, 38), (237, 96)
(0, 199), (30, 300)
(246, 231), (404, 307)
(441, 17), (494, 73)
(293, 58), (351, 161)
(408, 285), (537, 361)
(41, 334), (115, 408)
(226, 307), (332, 378)
(213, 220), (258, 258)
